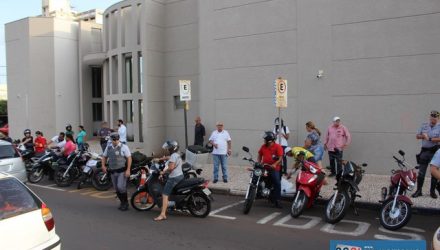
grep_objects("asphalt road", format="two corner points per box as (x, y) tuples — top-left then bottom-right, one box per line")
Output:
(27, 181), (437, 250)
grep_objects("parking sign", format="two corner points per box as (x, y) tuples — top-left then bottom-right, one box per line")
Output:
(274, 77), (287, 108)
(179, 80), (191, 101)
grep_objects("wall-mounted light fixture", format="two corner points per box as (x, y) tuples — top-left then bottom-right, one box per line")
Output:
(317, 70), (324, 79)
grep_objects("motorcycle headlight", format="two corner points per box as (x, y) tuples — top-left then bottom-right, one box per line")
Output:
(405, 176), (415, 191)
(309, 166), (317, 174)
(254, 168), (262, 177)
(308, 175), (317, 183)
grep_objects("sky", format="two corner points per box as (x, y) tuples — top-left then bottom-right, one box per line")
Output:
(0, 0), (121, 86)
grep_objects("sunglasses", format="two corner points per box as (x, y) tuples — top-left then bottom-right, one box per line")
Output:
(431, 114), (439, 118)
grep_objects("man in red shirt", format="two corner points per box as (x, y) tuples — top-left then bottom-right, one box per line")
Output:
(34, 131), (47, 156)
(258, 131), (283, 208)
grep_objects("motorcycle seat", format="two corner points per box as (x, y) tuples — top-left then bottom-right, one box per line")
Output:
(182, 162), (193, 173)
(174, 177), (205, 190)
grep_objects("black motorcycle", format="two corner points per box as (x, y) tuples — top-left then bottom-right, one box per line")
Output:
(241, 146), (274, 214)
(26, 149), (60, 183)
(130, 160), (212, 218)
(16, 143), (35, 169)
(324, 158), (367, 224)
(76, 152), (106, 190)
(54, 148), (90, 187)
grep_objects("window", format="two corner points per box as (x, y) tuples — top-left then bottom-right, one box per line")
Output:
(0, 145), (20, 159)
(123, 54), (133, 94)
(92, 103), (103, 121)
(0, 178), (41, 220)
(138, 100), (143, 142)
(91, 67), (102, 98)
(138, 52), (143, 93)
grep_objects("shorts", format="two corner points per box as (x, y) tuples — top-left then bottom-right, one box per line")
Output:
(163, 175), (184, 196)
(312, 145), (324, 162)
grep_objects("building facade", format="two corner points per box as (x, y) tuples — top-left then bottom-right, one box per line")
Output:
(6, 0), (440, 174)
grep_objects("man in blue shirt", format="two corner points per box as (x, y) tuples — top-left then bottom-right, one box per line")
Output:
(430, 149), (440, 197)
(413, 110), (440, 198)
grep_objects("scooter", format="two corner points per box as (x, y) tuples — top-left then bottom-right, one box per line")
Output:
(379, 150), (417, 231)
(26, 149), (60, 183)
(290, 156), (325, 218)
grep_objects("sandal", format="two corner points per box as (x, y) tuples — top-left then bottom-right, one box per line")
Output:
(154, 215), (167, 221)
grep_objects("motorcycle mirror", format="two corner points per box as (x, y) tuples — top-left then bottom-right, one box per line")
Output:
(415, 166), (419, 169)
(398, 150), (405, 157)
(242, 146), (249, 152)
(362, 163), (368, 167)
(242, 157), (248, 160)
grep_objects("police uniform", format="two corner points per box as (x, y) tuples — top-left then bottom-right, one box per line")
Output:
(413, 114), (440, 197)
(103, 142), (131, 209)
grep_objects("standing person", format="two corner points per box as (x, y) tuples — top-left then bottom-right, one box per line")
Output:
(273, 118), (290, 175)
(76, 125), (87, 151)
(117, 119), (127, 144)
(98, 122), (112, 152)
(208, 122), (232, 183)
(304, 121), (324, 168)
(34, 131), (47, 156)
(62, 134), (76, 157)
(194, 116), (206, 146)
(65, 124), (74, 138)
(412, 110), (440, 198)
(21, 129), (34, 151)
(324, 116), (351, 177)
(258, 131), (283, 208)
(101, 132), (132, 211)
(47, 132), (66, 150)
(430, 149), (440, 197)
(154, 140), (184, 221)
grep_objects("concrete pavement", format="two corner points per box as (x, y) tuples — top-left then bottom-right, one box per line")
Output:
(87, 139), (440, 212)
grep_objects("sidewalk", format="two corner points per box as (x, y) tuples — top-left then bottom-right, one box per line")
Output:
(86, 139), (440, 213)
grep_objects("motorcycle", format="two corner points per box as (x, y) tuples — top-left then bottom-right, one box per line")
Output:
(241, 146), (275, 214)
(54, 146), (91, 187)
(379, 150), (417, 231)
(324, 159), (367, 224)
(16, 143), (35, 168)
(130, 160), (212, 218)
(182, 162), (203, 179)
(76, 152), (106, 190)
(26, 149), (60, 183)
(290, 156), (325, 218)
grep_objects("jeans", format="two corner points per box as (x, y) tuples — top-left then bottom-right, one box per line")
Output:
(213, 154), (228, 181)
(270, 170), (281, 202)
(328, 150), (343, 175)
(281, 146), (287, 174)
(312, 145), (324, 162)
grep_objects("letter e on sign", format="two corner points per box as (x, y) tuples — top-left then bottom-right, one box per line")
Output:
(179, 80), (191, 101)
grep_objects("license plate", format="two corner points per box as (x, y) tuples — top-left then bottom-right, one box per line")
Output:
(202, 188), (211, 196)
(83, 166), (91, 172)
(87, 160), (98, 167)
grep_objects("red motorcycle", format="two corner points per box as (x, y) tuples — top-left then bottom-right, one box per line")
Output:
(379, 150), (417, 230)
(290, 158), (325, 218)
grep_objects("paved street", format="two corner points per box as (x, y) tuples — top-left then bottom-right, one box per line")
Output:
(28, 180), (438, 250)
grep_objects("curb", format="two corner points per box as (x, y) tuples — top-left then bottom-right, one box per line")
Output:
(209, 187), (440, 216)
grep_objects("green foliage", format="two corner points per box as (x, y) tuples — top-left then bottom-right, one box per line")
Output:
(0, 100), (7, 115)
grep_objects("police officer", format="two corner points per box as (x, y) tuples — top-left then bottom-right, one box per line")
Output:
(413, 110), (440, 198)
(101, 132), (132, 210)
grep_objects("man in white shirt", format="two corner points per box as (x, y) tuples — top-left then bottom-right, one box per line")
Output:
(47, 132), (66, 150)
(209, 122), (232, 183)
(117, 119), (127, 144)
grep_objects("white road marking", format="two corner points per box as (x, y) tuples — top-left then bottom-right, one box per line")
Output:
(209, 200), (244, 220)
(374, 227), (424, 240)
(273, 215), (321, 229)
(320, 220), (370, 236)
(27, 183), (65, 192)
(257, 212), (282, 224)
(46, 184), (57, 187)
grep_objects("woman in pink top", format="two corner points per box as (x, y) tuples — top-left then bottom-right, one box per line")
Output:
(63, 134), (77, 157)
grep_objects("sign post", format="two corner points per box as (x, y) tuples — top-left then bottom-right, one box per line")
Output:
(179, 80), (191, 148)
(273, 77), (288, 145)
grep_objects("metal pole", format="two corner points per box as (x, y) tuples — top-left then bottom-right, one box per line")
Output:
(277, 107), (281, 144)
(184, 101), (189, 148)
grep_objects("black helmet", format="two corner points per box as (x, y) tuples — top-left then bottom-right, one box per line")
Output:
(66, 124), (72, 130)
(23, 129), (31, 135)
(263, 131), (276, 142)
(110, 132), (119, 141)
(162, 140), (179, 153)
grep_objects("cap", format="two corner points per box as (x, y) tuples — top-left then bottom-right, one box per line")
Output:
(216, 121), (224, 126)
(284, 147), (292, 155)
(431, 110), (440, 118)
(333, 116), (341, 122)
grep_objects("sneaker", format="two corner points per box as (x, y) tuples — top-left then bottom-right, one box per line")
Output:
(213, 179), (218, 184)
(223, 179), (228, 183)
(430, 191), (438, 199)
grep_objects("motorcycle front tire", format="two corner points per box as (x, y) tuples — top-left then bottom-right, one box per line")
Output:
(54, 165), (74, 187)
(291, 190), (308, 218)
(243, 186), (257, 215)
(324, 190), (350, 224)
(92, 169), (112, 191)
(130, 189), (156, 211)
(379, 198), (412, 231)
(27, 168), (44, 183)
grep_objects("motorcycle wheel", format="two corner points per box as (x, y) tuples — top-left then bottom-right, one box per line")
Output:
(380, 199), (412, 231)
(92, 169), (112, 191)
(54, 165), (74, 187)
(291, 190), (308, 218)
(130, 189), (155, 211)
(324, 190), (350, 224)
(187, 191), (211, 218)
(243, 186), (256, 215)
(27, 168), (44, 183)
(77, 174), (87, 190)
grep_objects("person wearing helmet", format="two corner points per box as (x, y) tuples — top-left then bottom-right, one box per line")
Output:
(101, 132), (132, 211)
(154, 140), (184, 221)
(65, 124), (74, 137)
(21, 129), (34, 151)
(257, 131), (283, 208)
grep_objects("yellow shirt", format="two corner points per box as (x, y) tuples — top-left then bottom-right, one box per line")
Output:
(291, 147), (314, 160)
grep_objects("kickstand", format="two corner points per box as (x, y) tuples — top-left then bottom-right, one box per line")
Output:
(353, 204), (359, 216)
